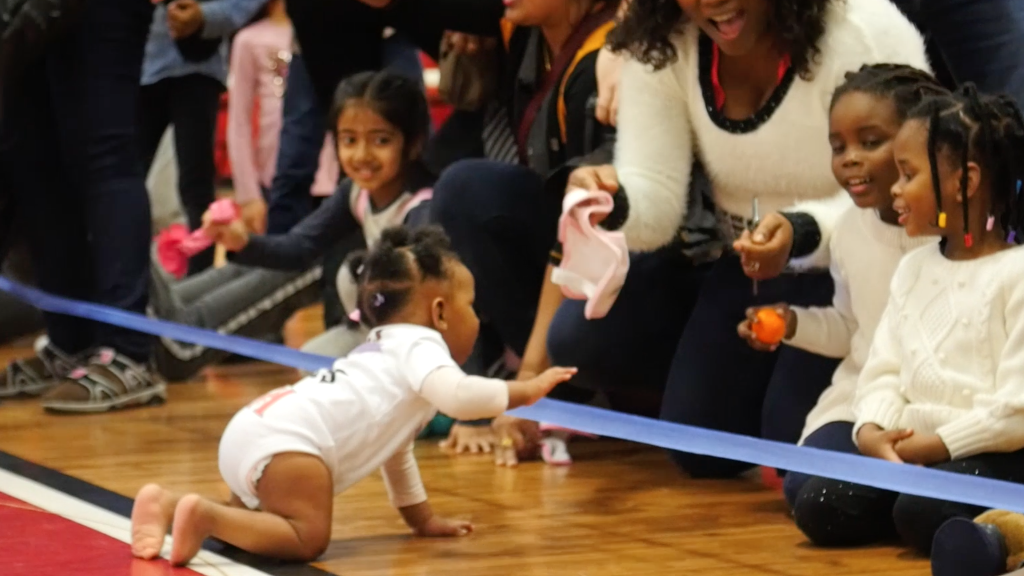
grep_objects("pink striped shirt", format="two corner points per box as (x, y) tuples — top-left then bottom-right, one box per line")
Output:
(227, 19), (338, 205)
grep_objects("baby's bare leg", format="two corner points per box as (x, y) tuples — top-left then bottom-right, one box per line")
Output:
(169, 452), (333, 565)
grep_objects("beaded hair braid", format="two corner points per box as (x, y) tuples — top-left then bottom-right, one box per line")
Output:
(830, 63), (947, 121)
(907, 83), (1024, 246)
(345, 226), (460, 328)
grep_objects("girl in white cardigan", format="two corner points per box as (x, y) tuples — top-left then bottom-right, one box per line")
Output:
(789, 84), (1024, 556)
(736, 63), (945, 508)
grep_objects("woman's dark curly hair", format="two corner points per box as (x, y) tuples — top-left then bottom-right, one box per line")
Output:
(608, 0), (836, 78)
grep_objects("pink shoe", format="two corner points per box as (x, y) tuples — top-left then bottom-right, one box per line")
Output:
(549, 189), (629, 320)
(538, 422), (598, 466)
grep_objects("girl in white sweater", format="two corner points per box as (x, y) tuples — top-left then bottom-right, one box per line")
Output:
(736, 63), (945, 508)
(789, 84), (1024, 556)
(129, 227), (577, 566)
(565, 0), (929, 478)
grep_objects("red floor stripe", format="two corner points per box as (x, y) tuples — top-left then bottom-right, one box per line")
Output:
(0, 491), (204, 576)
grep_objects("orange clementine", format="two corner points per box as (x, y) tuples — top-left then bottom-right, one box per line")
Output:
(751, 308), (786, 345)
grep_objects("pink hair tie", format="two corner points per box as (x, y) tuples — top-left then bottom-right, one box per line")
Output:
(155, 199), (240, 279)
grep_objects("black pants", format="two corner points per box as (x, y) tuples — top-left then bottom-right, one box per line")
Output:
(0, 245), (43, 344)
(138, 74), (223, 276)
(430, 160), (562, 356)
(0, 0), (154, 361)
(658, 254), (839, 478)
(788, 421), (1024, 554)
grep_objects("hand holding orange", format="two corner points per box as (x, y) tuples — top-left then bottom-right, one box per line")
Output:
(750, 308), (787, 345)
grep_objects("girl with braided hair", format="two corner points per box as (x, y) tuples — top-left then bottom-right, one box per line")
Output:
(788, 83), (1024, 556)
(731, 63), (947, 509)
(130, 225), (577, 566)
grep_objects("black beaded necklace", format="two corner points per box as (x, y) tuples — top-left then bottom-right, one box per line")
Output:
(697, 33), (797, 134)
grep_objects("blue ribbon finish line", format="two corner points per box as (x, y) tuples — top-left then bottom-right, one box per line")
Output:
(3, 275), (1024, 513)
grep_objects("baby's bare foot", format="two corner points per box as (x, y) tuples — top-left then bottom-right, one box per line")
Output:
(169, 494), (214, 566)
(130, 484), (177, 559)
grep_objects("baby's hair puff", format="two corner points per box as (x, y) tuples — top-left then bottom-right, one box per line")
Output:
(907, 83), (1024, 246)
(345, 226), (461, 328)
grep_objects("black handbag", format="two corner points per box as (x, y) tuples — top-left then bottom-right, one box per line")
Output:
(163, 0), (221, 62)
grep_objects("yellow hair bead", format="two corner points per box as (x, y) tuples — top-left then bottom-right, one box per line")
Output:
(938, 212), (947, 228)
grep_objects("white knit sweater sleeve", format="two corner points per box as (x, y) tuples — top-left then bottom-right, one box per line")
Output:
(787, 0), (930, 270)
(786, 237), (855, 359)
(613, 40), (693, 252)
(935, 274), (1024, 459)
(852, 261), (912, 442)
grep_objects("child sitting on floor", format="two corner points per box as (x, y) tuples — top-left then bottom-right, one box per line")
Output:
(130, 226), (578, 566)
(148, 69), (436, 381)
(738, 63), (946, 506)
(787, 84), (1024, 557)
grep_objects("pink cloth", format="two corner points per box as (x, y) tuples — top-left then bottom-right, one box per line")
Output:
(156, 199), (240, 279)
(227, 20), (338, 205)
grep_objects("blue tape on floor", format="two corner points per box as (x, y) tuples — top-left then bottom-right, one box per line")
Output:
(3, 274), (1024, 513)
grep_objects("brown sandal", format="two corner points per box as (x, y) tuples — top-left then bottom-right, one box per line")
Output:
(41, 348), (166, 413)
(0, 336), (80, 398)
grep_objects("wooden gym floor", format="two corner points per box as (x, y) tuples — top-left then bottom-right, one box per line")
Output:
(0, 305), (931, 576)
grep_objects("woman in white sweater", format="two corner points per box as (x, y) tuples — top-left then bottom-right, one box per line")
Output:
(561, 0), (929, 477)
(791, 85), (1024, 556)
(734, 64), (944, 508)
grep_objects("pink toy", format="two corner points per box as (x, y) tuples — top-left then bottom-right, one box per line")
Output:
(549, 189), (630, 320)
(155, 199), (240, 279)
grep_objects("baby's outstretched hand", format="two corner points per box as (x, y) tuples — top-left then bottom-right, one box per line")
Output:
(521, 367), (577, 406)
(415, 516), (473, 538)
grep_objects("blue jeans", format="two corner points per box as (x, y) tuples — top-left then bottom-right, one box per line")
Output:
(0, 0), (155, 361)
(893, 0), (1024, 105)
(265, 53), (327, 235)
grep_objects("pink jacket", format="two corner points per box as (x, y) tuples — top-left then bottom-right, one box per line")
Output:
(227, 19), (338, 205)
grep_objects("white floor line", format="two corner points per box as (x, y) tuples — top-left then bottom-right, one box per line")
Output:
(0, 467), (275, 576)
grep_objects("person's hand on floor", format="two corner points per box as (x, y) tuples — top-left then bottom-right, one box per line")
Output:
(493, 415), (541, 467)
(439, 423), (496, 454)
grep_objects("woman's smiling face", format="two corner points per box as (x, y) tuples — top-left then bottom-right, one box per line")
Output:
(675, 0), (772, 56)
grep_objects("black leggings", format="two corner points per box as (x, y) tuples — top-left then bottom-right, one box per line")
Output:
(789, 421), (1024, 554)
